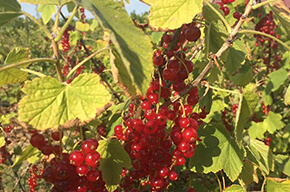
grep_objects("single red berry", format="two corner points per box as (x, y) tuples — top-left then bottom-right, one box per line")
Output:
(85, 151), (100, 168)
(69, 150), (84, 166)
(30, 133), (46, 149)
(81, 139), (99, 155)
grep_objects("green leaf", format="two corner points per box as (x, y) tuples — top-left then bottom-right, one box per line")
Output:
(246, 139), (273, 175)
(37, 5), (56, 24)
(248, 122), (266, 140)
(148, 0), (203, 30)
(97, 139), (131, 192)
(190, 124), (244, 181)
(19, 0), (71, 5)
(0, 0), (22, 27)
(150, 31), (163, 44)
(265, 68), (288, 93)
(202, 3), (223, 23)
(0, 134), (5, 148)
(223, 184), (245, 192)
(110, 49), (137, 96)
(28, 151), (43, 164)
(0, 47), (30, 87)
(275, 154), (290, 176)
(263, 111), (285, 134)
(77, 0), (153, 96)
(75, 21), (90, 31)
(266, 179), (290, 192)
(229, 62), (253, 86)
(238, 161), (255, 185)
(224, 47), (245, 75)
(18, 74), (111, 130)
(12, 144), (39, 167)
(284, 84), (290, 105)
(205, 20), (228, 55)
(69, 31), (81, 46)
(270, 3), (290, 39)
(235, 84), (259, 143)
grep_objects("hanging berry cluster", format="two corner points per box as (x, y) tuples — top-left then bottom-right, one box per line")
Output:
(217, 0), (236, 16)
(111, 21), (206, 191)
(254, 11), (282, 69)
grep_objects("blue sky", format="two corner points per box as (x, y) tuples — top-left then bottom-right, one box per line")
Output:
(20, 0), (150, 18)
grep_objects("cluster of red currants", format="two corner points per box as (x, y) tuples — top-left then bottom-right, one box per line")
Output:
(28, 164), (43, 192)
(254, 12), (282, 68)
(41, 139), (107, 192)
(112, 21), (204, 191)
(217, 0), (236, 16)
(261, 101), (270, 116)
(30, 132), (63, 156)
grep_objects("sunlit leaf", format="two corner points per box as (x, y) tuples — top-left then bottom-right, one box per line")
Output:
(18, 74), (111, 130)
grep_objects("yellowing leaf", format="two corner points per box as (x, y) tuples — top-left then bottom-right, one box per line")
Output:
(75, 21), (90, 31)
(0, 47), (30, 87)
(148, 0), (203, 30)
(266, 178), (290, 192)
(18, 74), (111, 130)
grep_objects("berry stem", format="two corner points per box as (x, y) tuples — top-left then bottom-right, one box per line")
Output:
(19, 68), (47, 77)
(55, 5), (79, 42)
(204, 0), (231, 33)
(252, 0), (279, 10)
(22, 11), (53, 40)
(66, 45), (110, 79)
(239, 29), (290, 51)
(0, 58), (57, 72)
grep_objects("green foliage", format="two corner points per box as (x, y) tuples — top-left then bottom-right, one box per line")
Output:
(12, 144), (39, 167)
(148, 0), (203, 30)
(97, 139), (131, 192)
(0, 0), (22, 27)
(18, 74), (111, 130)
(275, 154), (290, 177)
(266, 68), (288, 93)
(0, 47), (30, 87)
(190, 124), (244, 181)
(263, 111), (285, 134)
(77, 0), (153, 96)
(37, 5), (56, 24)
(223, 184), (245, 192)
(266, 179), (290, 192)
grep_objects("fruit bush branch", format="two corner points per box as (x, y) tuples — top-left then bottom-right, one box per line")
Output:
(167, 0), (255, 105)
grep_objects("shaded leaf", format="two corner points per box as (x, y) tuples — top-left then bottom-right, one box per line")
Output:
(18, 74), (111, 130)
(97, 139), (131, 192)
(224, 47), (245, 75)
(246, 139), (273, 175)
(238, 161), (255, 185)
(190, 124), (244, 181)
(263, 111), (285, 134)
(229, 62), (253, 86)
(235, 84), (259, 143)
(38, 5), (56, 24)
(275, 154), (290, 177)
(203, 3), (223, 23)
(0, 47), (30, 87)
(0, 0), (22, 27)
(266, 178), (290, 192)
(265, 68), (288, 93)
(77, 0), (153, 96)
(148, 0), (203, 30)
(12, 144), (39, 167)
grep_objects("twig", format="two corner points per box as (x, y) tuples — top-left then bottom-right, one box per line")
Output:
(164, 0), (255, 106)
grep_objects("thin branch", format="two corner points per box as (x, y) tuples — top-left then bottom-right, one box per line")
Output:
(22, 12), (52, 40)
(66, 46), (110, 79)
(0, 58), (57, 72)
(55, 6), (79, 42)
(252, 0), (280, 9)
(20, 68), (47, 77)
(204, 0), (232, 33)
(165, 0), (255, 106)
(239, 29), (290, 51)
